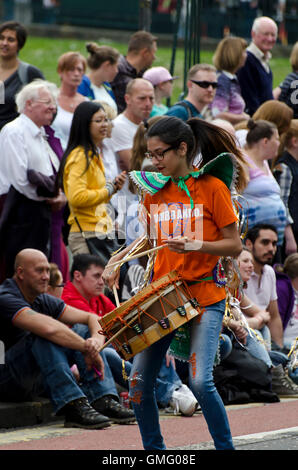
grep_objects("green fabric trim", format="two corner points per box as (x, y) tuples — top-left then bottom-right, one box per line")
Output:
(187, 276), (213, 285)
(129, 152), (239, 207)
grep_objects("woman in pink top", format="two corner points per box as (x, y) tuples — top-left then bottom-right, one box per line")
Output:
(241, 119), (296, 259)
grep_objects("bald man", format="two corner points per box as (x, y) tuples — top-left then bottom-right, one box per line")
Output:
(237, 16), (278, 115)
(0, 249), (135, 428)
(111, 78), (155, 172)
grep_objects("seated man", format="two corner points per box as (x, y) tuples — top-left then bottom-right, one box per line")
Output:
(62, 253), (198, 416)
(0, 248), (134, 428)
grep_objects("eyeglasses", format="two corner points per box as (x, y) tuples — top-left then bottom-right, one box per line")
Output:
(55, 283), (65, 288)
(91, 118), (110, 124)
(190, 80), (218, 89)
(145, 146), (175, 161)
(35, 99), (56, 106)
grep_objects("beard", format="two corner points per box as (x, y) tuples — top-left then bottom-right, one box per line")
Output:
(253, 252), (274, 266)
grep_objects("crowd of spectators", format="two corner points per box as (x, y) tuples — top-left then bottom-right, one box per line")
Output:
(0, 16), (298, 436)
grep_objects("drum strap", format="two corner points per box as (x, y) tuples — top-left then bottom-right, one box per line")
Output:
(187, 276), (213, 286)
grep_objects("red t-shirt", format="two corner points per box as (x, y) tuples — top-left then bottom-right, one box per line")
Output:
(62, 281), (115, 317)
(143, 174), (238, 307)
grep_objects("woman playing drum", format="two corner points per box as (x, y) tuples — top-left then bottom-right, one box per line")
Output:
(103, 116), (247, 450)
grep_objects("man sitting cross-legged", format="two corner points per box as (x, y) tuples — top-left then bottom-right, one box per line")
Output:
(62, 253), (198, 417)
(0, 248), (134, 427)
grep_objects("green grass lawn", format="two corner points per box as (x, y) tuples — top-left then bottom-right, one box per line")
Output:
(19, 36), (292, 104)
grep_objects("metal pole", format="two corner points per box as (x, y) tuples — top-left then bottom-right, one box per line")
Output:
(139, 0), (152, 31)
(182, 0), (201, 96)
(167, 0), (183, 107)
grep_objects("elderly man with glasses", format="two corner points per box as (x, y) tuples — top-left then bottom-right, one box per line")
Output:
(166, 63), (217, 121)
(0, 79), (66, 279)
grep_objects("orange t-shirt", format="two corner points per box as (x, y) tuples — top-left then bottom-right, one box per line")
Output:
(143, 173), (238, 307)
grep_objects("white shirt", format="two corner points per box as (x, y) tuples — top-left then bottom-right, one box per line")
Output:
(101, 138), (122, 213)
(110, 113), (139, 224)
(0, 114), (57, 200)
(51, 105), (73, 151)
(244, 264), (278, 310)
(247, 42), (272, 74)
(235, 129), (248, 148)
(91, 83), (117, 112)
(111, 113), (138, 153)
(101, 138), (119, 182)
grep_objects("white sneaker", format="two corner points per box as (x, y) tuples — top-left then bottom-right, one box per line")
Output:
(169, 384), (199, 417)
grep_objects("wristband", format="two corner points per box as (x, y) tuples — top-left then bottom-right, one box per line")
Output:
(105, 181), (117, 196)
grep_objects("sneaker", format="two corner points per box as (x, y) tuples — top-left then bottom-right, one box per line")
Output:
(62, 397), (111, 429)
(169, 384), (199, 417)
(288, 341), (298, 371)
(272, 364), (298, 398)
(92, 395), (136, 424)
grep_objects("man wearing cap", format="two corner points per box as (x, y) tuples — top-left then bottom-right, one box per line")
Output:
(166, 63), (217, 121)
(143, 66), (178, 117)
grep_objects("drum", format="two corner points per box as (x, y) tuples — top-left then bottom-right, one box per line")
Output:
(99, 271), (201, 360)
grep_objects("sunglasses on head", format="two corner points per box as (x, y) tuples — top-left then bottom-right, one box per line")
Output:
(190, 80), (218, 89)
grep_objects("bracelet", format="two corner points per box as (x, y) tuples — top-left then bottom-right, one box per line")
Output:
(241, 303), (253, 310)
(105, 181), (117, 196)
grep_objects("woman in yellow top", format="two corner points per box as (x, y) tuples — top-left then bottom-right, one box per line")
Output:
(58, 101), (126, 260)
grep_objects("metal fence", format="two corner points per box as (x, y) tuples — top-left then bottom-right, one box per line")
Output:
(1, 1), (297, 44)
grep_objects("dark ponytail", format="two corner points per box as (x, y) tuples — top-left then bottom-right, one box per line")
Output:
(246, 119), (277, 147)
(147, 116), (196, 165)
(187, 118), (248, 192)
(146, 116), (248, 192)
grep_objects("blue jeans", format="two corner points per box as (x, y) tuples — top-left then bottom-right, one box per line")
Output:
(0, 324), (118, 413)
(129, 299), (234, 450)
(219, 334), (233, 361)
(104, 346), (182, 407)
(245, 331), (273, 368)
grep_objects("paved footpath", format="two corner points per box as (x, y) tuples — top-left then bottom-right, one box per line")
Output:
(0, 399), (297, 451)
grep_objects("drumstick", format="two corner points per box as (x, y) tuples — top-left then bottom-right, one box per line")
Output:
(113, 284), (120, 307)
(107, 244), (164, 268)
(98, 312), (140, 353)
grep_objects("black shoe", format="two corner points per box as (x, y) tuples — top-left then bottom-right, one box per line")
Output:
(61, 397), (111, 429)
(92, 395), (136, 424)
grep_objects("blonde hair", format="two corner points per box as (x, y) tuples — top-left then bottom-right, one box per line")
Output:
(95, 101), (117, 120)
(213, 37), (247, 73)
(253, 100), (293, 135)
(235, 100), (293, 135)
(279, 119), (298, 153)
(49, 263), (62, 288)
(57, 51), (87, 74)
(188, 63), (216, 80)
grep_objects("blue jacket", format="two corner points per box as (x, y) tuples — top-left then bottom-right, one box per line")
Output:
(77, 75), (116, 101)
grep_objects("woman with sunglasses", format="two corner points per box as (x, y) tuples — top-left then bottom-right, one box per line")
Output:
(103, 115), (248, 450)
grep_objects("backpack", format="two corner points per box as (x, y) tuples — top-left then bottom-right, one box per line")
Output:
(213, 342), (280, 405)
(174, 101), (196, 119)
(17, 61), (30, 85)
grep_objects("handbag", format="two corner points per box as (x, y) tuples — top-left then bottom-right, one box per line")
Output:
(74, 216), (109, 265)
